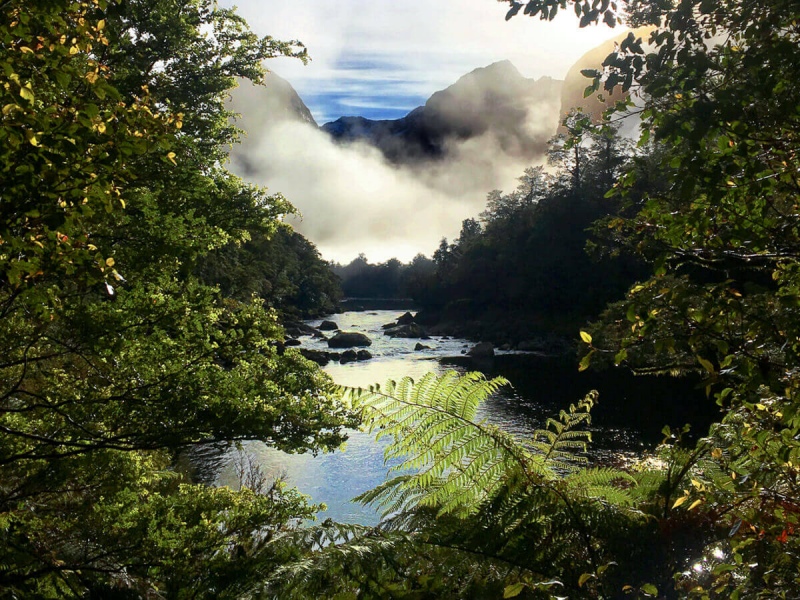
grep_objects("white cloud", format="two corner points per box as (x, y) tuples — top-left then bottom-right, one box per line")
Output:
(221, 1), (621, 262)
(228, 74), (560, 263)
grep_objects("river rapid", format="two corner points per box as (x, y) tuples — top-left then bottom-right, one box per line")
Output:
(215, 310), (717, 525)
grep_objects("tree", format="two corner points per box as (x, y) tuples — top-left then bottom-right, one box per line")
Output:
(502, 0), (800, 595)
(0, 0), (351, 596)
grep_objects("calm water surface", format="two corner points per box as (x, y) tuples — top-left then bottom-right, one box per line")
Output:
(216, 310), (716, 525)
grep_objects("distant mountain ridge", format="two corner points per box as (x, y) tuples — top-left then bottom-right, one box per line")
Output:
(228, 36), (642, 170)
(321, 60), (563, 164)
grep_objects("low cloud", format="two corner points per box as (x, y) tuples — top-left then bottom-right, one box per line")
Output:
(228, 74), (561, 264)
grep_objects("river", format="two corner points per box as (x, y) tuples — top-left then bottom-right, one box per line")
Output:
(215, 310), (718, 525)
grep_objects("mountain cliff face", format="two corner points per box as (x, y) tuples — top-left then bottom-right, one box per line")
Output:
(227, 71), (317, 175)
(230, 71), (318, 127)
(321, 61), (563, 165)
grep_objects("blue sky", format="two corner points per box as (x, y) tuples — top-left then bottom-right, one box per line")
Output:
(219, 0), (621, 124)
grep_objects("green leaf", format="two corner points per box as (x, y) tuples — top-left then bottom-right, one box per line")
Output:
(697, 356), (715, 373)
(503, 582), (526, 598)
(641, 583), (658, 596)
(614, 348), (627, 365)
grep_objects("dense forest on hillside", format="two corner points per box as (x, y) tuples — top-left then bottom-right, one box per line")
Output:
(2, 0), (800, 598)
(199, 224), (341, 319)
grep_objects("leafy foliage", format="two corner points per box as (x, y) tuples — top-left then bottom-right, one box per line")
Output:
(0, 0), (351, 596)
(504, 0), (800, 596)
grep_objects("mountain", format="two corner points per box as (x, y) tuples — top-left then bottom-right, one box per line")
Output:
(321, 61), (563, 165)
(230, 70), (317, 127)
(227, 71), (317, 174)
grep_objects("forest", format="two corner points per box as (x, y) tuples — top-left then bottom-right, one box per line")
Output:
(2, 0), (799, 598)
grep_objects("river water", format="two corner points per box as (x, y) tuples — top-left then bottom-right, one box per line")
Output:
(215, 310), (717, 525)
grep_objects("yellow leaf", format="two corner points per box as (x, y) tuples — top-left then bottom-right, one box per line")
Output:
(688, 499), (703, 511)
(105, 257), (115, 267)
(755, 403), (767, 411)
(27, 134), (39, 147)
(697, 356), (715, 373)
(97, 19), (105, 30)
(19, 86), (34, 103)
(672, 495), (688, 509)
(19, 46), (34, 54)
(580, 331), (593, 344)
(96, 122), (106, 133)
(578, 573), (593, 587)
(166, 151), (177, 166)
(711, 448), (723, 459)
(86, 71), (99, 84)
(69, 45), (79, 55)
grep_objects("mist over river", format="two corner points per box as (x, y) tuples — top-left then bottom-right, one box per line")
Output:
(215, 310), (718, 525)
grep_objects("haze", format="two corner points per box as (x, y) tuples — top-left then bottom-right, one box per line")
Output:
(220, 0), (622, 263)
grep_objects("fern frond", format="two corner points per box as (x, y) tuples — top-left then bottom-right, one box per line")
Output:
(566, 467), (639, 507)
(528, 390), (597, 474)
(342, 371), (532, 518)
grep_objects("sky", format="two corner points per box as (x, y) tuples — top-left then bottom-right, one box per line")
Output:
(219, 0), (624, 263)
(220, 0), (620, 124)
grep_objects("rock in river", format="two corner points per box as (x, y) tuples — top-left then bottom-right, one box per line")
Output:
(396, 311), (416, 325)
(467, 341), (494, 358)
(327, 331), (372, 348)
(384, 323), (427, 338)
(318, 320), (339, 331)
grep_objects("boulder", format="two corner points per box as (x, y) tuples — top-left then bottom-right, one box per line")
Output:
(356, 350), (373, 361)
(284, 321), (319, 338)
(339, 350), (359, 363)
(284, 338), (302, 347)
(396, 311), (416, 325)
(467, 342), (494, 358)
(384, 323), (427, 338)
(299, 348), (338, 366)
(327, 331), (372, 348)
(414, 343), (431, 351)
(318, 320), (339, 331)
